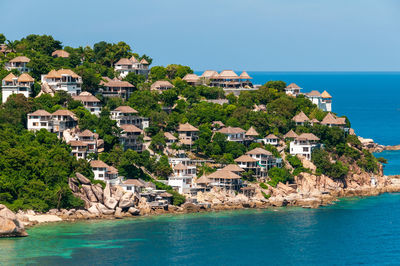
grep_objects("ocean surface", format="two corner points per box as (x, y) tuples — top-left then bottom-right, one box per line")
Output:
(3, 194), (400, 265)
(2, 72), (400, 265)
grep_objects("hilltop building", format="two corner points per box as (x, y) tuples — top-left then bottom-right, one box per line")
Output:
(5, 56), (30, 73)
(114, 57), (150, 78)
(292, 111), (310, 126)
(182, 74), (201, 86)
(285, 83), (302, 96)
(151, 80), (174, 92)
(177, 123), (199, 146)
(289, 133), (321, 160)
(217, 126), (246, 143)
(168, 162), (196, 194)
(72, 92), (101, 115)
(41, 69), (82, 96)
(110, 106), (149, 130)
(99, 77), (135, 99)
(120, 124), (144, 152)
(304, 90), (332, 112)
(90, 160), (119, 184)
(1, 73), (34, 103)
(51, 50), (70, 58)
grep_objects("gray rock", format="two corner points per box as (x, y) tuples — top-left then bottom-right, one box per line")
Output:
(82, 185), (98, 203)
(91, 184), (104, 203)
(128, 207), (140, 215)
(76, 173), (91, 185)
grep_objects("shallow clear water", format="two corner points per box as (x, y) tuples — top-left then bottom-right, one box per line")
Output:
(2, 193), (400, 265)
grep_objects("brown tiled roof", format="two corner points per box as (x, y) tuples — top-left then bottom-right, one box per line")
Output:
(239, 71), (252, 79)
(29, 109), (52, 116)
(196, 175), (211, 184)
(90, 160), (109, 168)
(296, 133), (320, 141)
(164, 132), (177, 140)
(52, 50), (70, 58)
(115, 58), (133, 65)
(218, 126), (245, 134)
(113, 106), (138, 113)
(69, 140), (88, 147)
(221, 164), (245, 172)
(321, 90), (332, 98)
(100, 78), (134, 88)
(52, 109), (77, 119)
(9, 56), (30, 63)
(283, 130), (298, 139)
(201, 70), (218, 78)
(286, 83), (300, 89)
(245, 126), (259, 136)
(234, 155), (258, 163)
(247, 147), (272, 156)
(123, 179), (144, 187)
(306, 90), (321, 97)
(207, 170), (241, 179)
(174, 163), (188, 170)
(178, 123), (199, 132)
(107, 166), (118, 174)
(182, 74), (200, 83)
(72, 92), (100, 102)
(265, 134), (279, 139)
(151, 80), (174, 90)
(120, 124), (143, 133)
(78, 129), (95, 137)
(45, 69), (80, 79)
(2, 73), (17, 82)
(292, 111), (310, 123)
(17, 73), (34, 83)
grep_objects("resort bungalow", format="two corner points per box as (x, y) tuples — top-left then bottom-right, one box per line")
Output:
(5, 56), (30, 73)
(283, 130), (298, 141)
(90, 160), (119, 184)
(51, 109), (78, 138)
(217, 126), (246, 143)
(209, 70), (253, 89)
(69, 140), (88, 160)
(114, 57), (150, 78)
(111, 106), (149, 130)
(119, 124), (144, 152)
(289, 133), (320, 160)
(177, 123), (199, 146)
(99, 77), (135, 99)
(245, 126), (260, 141)
(72, 92), (102, 116)
(221, 164), (245, 175)
(195, 175), (212, 191)
(321, 113), (347, 129)
(77, 129), (101, 154)
(264, 134), (279, 146)
(246, 147), (277, 174)
(304, 90), (332, 112)
(234, 155), (260, 176)
(150, 80), (174, 92)
(120, 179), (145, 193)
(52, 50), (70, 58)
(285, 83), (302, 96)
(41, 69), (82, 96)
(27, 110), (53, 132)
(168, 163), (196, 194)
(182, 74), (201, 86)
(292, 111), (310, 126)
(206, 170), (242, 191)
(164, 132), (177, 146)
(1, 73), (34, 103)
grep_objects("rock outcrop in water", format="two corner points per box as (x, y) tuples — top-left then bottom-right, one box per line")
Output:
(0, 204), (28, 237)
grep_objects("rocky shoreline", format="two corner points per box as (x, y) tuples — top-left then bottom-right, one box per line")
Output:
(358, 136), (400, 153)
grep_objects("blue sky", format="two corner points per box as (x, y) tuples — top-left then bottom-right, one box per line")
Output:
(1, 0), (399, 71)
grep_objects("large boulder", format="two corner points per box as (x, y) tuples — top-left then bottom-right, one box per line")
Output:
(103, 183), (111, 199)
(68, 178), (79, 193)
(87, 205), (100, 215)
(118, 192), (134, 209)
(76, 173), (91, 185)
(91, 184), (104, 203)
(112, 186), (125, 202)
(128, 207), (140, 215)
(0, 204), (27, 237)
(114, 207), (123, 219)
(96, 203), (115, 215)
(82, 185), (98, 203)
(104, 197), (118, 210)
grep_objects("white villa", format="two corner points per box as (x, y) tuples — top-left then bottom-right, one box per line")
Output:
(2, 73), (34, 103)
(120, 179), (145, 193)
(206, 170), (242, 190)
(52, 109), (78, 138)
(110, 106), (149, 130)
(304, 90), (332, 112)
(41, 69), (82, 96)
(5, 56), (30, 73)
(217, 126), (246, 143)
(246, 147), (277, 175)
(264, 134), (279, 146)
(234, 155), (260, 176)
(285, 83), (302, 96)
(289, 133), (320, 160)
(168, 162), (196, 194)
(292, 111), (310, 126)
(150, 80), (174, 92)
(90, 160), (119, 184)
(99, 77), (135, 99)
(27, 110), (54, 132)
(69, 140), (88, 160)
(72, 92), (102, 115)
(114, 57), (150, 78)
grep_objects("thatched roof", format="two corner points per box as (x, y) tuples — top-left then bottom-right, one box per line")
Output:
(245, 126), (259, 136)
(283, 130), (298, 139)
(196, 175), (211, 184)
(296, 133), (320, 141)
(115, 58), (133, 65)
(52, 50), (70, 58)
(182, 74), (200, 83)
(72, 92), (100, 102)
(78, 129), (95, 137)
(123, 179), (145, 187)
(286, 83), (300, 89)
(174, 163), (188, 170)
(120, 124), (143, 133)
(234, 155), (257, 163)
(69, 140), (88, 147)
(2, 73), (17, 82)
(100, 78), (134, 88)
(265, 134), (279, 139)
(218, 126), (245, 134)
(90, 160), (109, 168)
(215, 70), (239, 79)
(151, 80), (174, 90)
(321, 90), (332, 98)
(201, 70), (218, 78)
(113, 106), (138, 113)
(292, 111), (310, 123)
(306, 90), (321, 97)
(178, 123), (199, 132)
(17, 73), (34, 82)
(45, 69), (80, 79)
(140, 58), (149, 65)
(247, 147), (272, 156)
(207, 170), (241, 179)
(9, 56), (30, 63)
(239, 71), (252, 79)
(221, 164), (244, 172)
(29, 109), (52, 116)
(164, 132), (177, 140)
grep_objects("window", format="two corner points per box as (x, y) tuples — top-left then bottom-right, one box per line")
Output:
(127, 186), (132, 190)
(99, 174), (103, 177)
(33, 122), (38, 126)
(303, 147), (309, 152)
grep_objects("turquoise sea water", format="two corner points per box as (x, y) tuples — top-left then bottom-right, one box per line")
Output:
(2, 72), (400, 265)
(3, 193), (400, 265)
